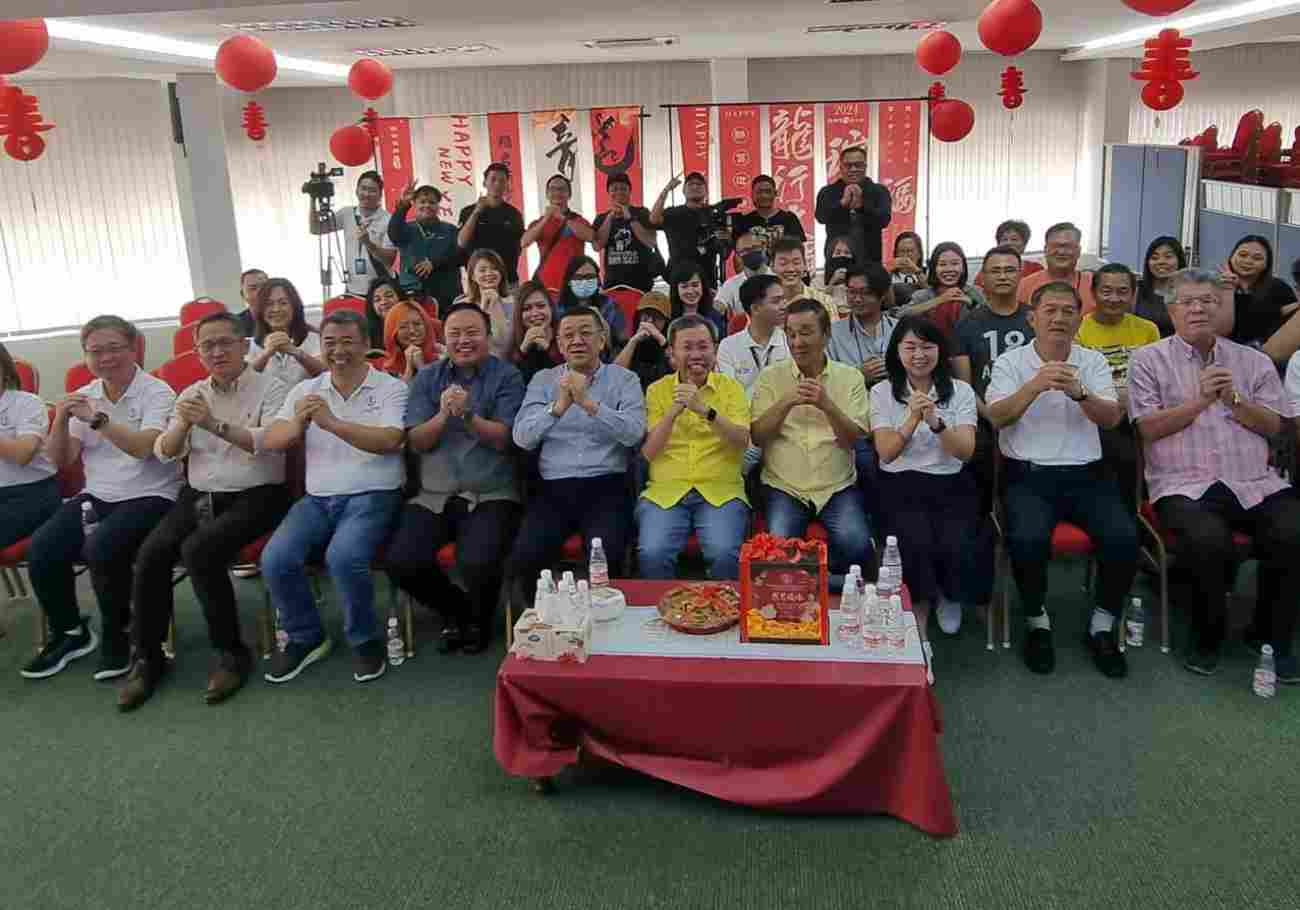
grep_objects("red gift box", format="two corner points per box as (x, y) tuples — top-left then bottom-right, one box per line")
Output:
(739, 534), (829, 645)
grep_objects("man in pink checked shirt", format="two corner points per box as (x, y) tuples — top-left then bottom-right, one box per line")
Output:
(1129, 269), (1300, 682)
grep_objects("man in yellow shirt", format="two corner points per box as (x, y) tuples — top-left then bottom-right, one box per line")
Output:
(637, 315), (752, 578)
(752, 298), (872, 590)
(771, 236), (839, 324)
(1076, 262), (1160, 508)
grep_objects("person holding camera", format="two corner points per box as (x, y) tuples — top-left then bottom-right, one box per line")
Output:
(308, 170), (396, 298)
(815, 145), (892, 268)
(388, 180), (462, 317)
(650, 171), (731, 288)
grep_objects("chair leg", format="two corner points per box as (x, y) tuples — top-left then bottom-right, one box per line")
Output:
(163, 616), (177, 661)
(986, 545), (997, 653)
(13, 567), (29, 599)
(259, 582), (275, 660)
(1001, 549), (1011, 649)
(503, 580), (514, 649)
(2, 568), (16, 600)
(1159, 550), (1171, 655)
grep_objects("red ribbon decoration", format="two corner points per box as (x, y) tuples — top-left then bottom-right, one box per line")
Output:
(999, 65), (1027, 110)
(241, 100), (267, 142)
(1131, 28), (1198, 111)
(0, 83), (54, 161)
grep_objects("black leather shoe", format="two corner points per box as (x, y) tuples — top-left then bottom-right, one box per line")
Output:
(437, 624), (463, 655)
(1023, 628), (1055, 674)
(1089, 629), (1128, 679)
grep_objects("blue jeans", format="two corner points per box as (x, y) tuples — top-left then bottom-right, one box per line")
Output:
(764, 485), (874, 592)
(262, 491), (402, 649)
(635, 491), (750, 579)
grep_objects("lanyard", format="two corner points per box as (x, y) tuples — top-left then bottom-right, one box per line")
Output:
(851, 317), (888, 363)
(750, 342), (775, 372)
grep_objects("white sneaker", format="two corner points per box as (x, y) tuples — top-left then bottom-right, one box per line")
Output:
(923, 640), (935, 686)
(937, 600), (963, 635)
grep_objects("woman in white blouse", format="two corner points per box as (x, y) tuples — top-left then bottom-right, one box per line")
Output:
(0, 343), (60, 551)
(869, 316), (991, 675)
(247, 279), (325, 389)
(454, 249), (514, 359)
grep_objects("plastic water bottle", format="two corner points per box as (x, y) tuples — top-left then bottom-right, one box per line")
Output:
(861, 583), (883, 650)
(589, 538), (610, 589)
(1254, 644), (1277, 698)
(886, 594), (907, 649)
(81, 500), (99, 537)
(1125, 597), (1145, 649)
(575, 580), (592, 624)
(838, 566), (861, 642)
(386, 616), (406, 666)
(877, 536), (902, 598)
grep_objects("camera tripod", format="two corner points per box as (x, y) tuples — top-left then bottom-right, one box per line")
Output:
(312, 200), (352, 303)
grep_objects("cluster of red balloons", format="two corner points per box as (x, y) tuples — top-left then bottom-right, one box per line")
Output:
(329, 59), (395, 168)
(0, 20), (54, 161)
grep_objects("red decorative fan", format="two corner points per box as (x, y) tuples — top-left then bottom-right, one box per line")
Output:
(1131, 28), (1198, 111)
(999, 66), (1027, 110)
(241, 101), (267, 141)
(0, 83), (54, 161)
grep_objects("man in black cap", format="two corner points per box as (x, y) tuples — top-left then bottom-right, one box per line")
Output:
(815, 145), (892, 268)
(651, 171), (729, 286)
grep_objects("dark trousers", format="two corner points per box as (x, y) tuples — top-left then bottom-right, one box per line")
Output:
(878, 470), (992, 605)
(28, 494), (175, 642)
(0, 476), (60, 550)
(131, 484), (292, 659)
(1155, 483), (1300, 657)
(1099, 421), (1139, 514)
(506, 473), (630, 605)
(386, 498), (520, 628)
(970, 422), (996, 520)
(1003, 460), (1138, 619)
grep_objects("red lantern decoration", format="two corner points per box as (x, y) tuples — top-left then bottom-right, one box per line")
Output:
(978, 0), (1043, 56)
(0, 84), (54, 160)
(931, 99), (975, 143)
(0, 18), (49, 76)
(1132, 28), (1198, 111)
(999, 66), (1028, 110)
(916, 31), (962, 76)
(242, 101), (267, 142)
(330, 124), (373, 167)
(215, 35), (278, 93)
(361, 107), (380, 139)
(1122, 0), (1195, 14)
(348, 59), (393, 101)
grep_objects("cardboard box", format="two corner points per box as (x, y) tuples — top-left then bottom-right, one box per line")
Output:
(739, 534), (830, 645)
(510, 609), (592, 663)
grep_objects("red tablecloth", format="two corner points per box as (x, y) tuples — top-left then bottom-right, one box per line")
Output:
(494, 580), (957, 837)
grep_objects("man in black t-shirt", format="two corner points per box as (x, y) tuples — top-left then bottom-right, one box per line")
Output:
(457, 162), (526, 285)
(651, 171), (725, 285)
(732, 174), (806, 255)
(593, 173), (661, 293)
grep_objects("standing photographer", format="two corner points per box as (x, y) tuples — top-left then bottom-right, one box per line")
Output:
(308, 170), (396, 297)
(815, 145), (892, 268)
(650, 171), (732, 288)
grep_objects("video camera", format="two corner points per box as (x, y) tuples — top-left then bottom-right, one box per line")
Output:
(302, 162), (344, 204)
(699, 197), (744, 253)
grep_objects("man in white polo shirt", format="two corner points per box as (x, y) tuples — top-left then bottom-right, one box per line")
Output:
(986, 281), (1137, 679)
(717, 274), (790, 396)
(261, 310), (408, 686)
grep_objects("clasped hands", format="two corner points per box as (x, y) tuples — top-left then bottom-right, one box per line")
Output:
(294, 394), (338, 431)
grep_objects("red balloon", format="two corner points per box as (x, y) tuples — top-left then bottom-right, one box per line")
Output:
(0, 19), (50, 76)
(215, 35), (277, 93)
(931, 99), (975, 142)
(348, 59), (393, 101)
(978, 0), (1044, 56)
(916, 31), (962, 76)
(1141, 80), (1184, 111)
(1122, 0), (1195, 14)
(330, 124), (373, 167)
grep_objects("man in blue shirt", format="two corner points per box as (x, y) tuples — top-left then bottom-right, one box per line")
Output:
(510, 306), (645, 603)
(387, 181), (461, 317)
(385, 304), (525, 654)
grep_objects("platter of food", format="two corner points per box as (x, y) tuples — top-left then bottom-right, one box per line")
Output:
(656, 583), (742, 635)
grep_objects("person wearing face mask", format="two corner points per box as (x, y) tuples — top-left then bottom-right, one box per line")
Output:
(637, 315), (751, 580)
(509, 281), (563, 384)
(715, 230), (774, 319)
(901, 241), (988, 342)
(1016, 222), (1096, 314)
(593, 173), (661, 293)
(732, 174), (806, 254)
(388, 180), (461, 316)
(457, 163), (525, 286)
(1222, 234), (1298, 355)
(668, 261), (727, 339)
(309, 170), (397, 297)
(1135, 236), (1188, 338)
(870, 316), (986, 666)
(614, 292), (673, 391)
(555, 256), (628, 349)
(521, 174), (595, 293)
(815, 145), (892, 268)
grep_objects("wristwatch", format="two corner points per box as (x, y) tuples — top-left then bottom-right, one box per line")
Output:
(929, 416), (947, 434)
(706, 407), (718, 423)
(214, 420), (230, 438)
(89, 412), (109, 431)
(1231, 391), (1243, 408)
(548, 401), (562, 418)
(1068, 384), (1089, 402)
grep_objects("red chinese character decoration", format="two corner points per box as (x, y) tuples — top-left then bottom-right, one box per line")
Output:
(0, 81), (54, 161)
(999, 65), (1028, 110)
(241, 100), (267, 142)
(915, 30), (962, 76)
(977, 0), (1043, 57)
(928, 81), (946, 101)
(361, 107), (380, 139)
(1132, 28), (1198, 111)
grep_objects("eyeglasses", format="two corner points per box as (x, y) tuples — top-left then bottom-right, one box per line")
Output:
(1171, 294), (1221, 309)
(84, 344), (130, 358)
(197, 338), (242, 354)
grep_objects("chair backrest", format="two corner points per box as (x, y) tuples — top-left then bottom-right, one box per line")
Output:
(604, 285), (643, 334)
(1289, 126), (1300, 160)
(179, 297), (226, 327)
(155, 350), (210, 394)
(174, 323), (197, 357)
(1231, 110), (1265, 155)
(1202, 125), (1219, 149)
(323, 295), (366, 318)
(64, 362), (94, 393)
(1259, 122), (1284, 162)
(13, 357), (38, 394)
(727, 310), (749, 337)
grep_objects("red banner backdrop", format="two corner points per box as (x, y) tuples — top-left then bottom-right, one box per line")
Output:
(877, 101), (922, 259)
(768, 104), (816, 258)
(488, 111), (528, 276)
(676, 105), (710, 182)
(823, 102), (871, 185)
(430, 113), (477, 222)
(590, 107), (642, 211)
(374, 117), (415, 213)
(719, 105), (761, 211)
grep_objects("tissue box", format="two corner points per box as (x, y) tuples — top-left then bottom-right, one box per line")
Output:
(510, 609), (592, 663)
(739, 534), (829, 645)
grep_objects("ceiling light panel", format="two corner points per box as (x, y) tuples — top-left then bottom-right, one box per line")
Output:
(219, 17), (419, 33)
(353, 44), (500, 57)
(807, 21), (945, 34)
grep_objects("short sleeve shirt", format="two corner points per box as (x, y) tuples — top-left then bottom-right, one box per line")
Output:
(69, 367), (181, 502)
(336, 205), (395, 297)
(1075, 313), (1160, 392)
(457, 202), (525, 284)
(870, 379), (978, 476)
(248, 332), (321, 389)
(660, 205), (709, 268)
(593, 206), (658, 292)
(954, 307), (1035, 398)
(732, 210), (807, 250)
(1286, 350), (1300, 419)
(0, 389), (55, 486)
(642, 371), (750, 509)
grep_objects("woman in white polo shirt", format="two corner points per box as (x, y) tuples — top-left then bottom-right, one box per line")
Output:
(0, 343), (61, 552)
(21, 316), (181, 682)
(248, 278), (325, 389)
(870, 317), (990, 676)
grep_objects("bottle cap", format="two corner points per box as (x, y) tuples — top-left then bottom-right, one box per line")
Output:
(387, 617), (398, 626)
(1131, 596), (1141, 605)
(1262, 644), (1274, 655)
(886, 535), (898, 546)
(848, 564), (861, 577)
(591, 537), (603, 548)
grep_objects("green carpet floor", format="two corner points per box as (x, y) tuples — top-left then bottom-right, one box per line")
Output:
(1, 563), (1296, 910)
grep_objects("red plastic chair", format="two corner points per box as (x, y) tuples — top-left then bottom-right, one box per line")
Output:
(173, 323), (198, 357)
(13, 358), (38, 394)
(1204, 110), (1264, 179)
(64, 363), (94, 394)
(1244, 122), (1284, 184)
(1257, 126), (1300, 187)
(604, 285), (643, 334)
(154, 351), (210, 394)
(727, 311), (749, 337)
(179, 298), (226, 326)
